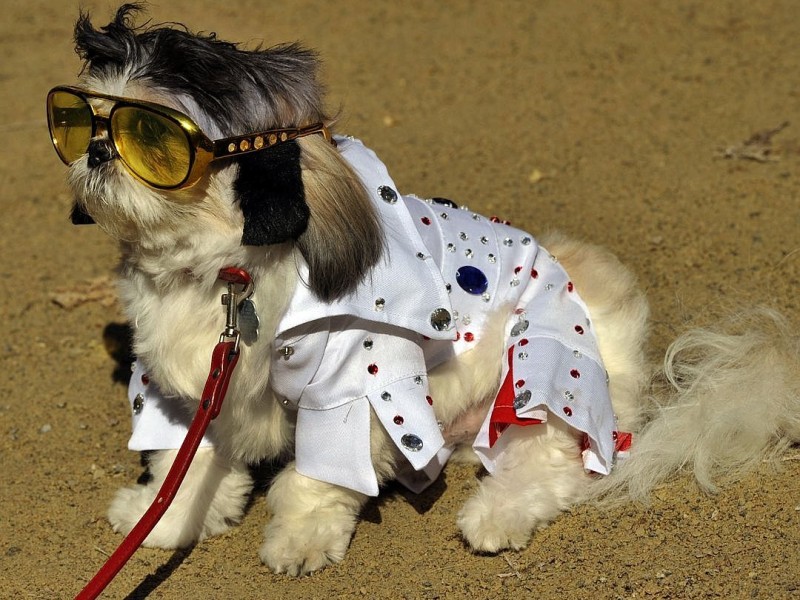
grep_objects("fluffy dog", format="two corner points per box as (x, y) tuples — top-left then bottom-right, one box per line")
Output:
(49, 5), (799, 576)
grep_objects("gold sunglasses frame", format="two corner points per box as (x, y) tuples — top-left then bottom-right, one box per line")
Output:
(47, 85), (333, 190)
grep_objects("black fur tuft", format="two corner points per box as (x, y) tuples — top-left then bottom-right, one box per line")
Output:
(236, 141), (309, 246)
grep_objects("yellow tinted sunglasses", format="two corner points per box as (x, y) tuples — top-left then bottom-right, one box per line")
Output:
(46, 86), (332, 190)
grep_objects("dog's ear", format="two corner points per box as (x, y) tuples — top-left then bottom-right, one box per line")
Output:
(235, 141), (310, 245)
(233, 135), (383, 301)
(71, 203), (95, 225)
(293, 135), (384, 302)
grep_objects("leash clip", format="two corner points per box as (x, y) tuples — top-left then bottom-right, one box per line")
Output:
(218, 267), (254, 352)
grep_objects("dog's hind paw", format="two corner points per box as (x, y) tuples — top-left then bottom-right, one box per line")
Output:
(259, 514), (354, 576)
(457, 493), (533, 554)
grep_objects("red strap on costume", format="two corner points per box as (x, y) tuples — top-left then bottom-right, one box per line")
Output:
(74, 341), (240, 600)
(488, 346), (543, 446)
(489, 346), (633, 459)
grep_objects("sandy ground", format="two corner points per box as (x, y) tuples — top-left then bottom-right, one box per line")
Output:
(1, 1), (799, 598)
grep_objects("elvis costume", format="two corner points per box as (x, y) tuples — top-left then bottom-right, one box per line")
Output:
(127, 137), (627, 496)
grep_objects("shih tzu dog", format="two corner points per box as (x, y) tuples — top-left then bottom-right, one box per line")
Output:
(48, 4), (799, 576)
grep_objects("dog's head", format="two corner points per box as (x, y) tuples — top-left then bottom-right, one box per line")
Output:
(52, 3), (382, 301)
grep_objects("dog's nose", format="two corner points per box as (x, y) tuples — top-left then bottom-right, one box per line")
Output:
(87, 139), (118, 168)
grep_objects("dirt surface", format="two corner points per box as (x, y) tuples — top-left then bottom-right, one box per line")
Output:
(1, 1), (799, 598)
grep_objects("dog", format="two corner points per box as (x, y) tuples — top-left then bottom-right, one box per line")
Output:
(48, 4), (799, 576)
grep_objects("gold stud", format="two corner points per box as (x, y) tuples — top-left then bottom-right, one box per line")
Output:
(268, 133), (278, 145)
(280, 132), (288, 142)
(239, 139), (250, 151)
(254, 136), (264, 149)
(227, 143), (236, 153)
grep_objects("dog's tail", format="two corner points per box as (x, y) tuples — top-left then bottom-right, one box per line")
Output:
(591, 307), (800, 502)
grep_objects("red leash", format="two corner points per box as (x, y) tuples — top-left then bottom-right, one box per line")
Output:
(74, 267), (253, 600)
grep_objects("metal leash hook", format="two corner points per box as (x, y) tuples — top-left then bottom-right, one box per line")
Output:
(218, 266), (254, 352)
(74, 266), (254, 600)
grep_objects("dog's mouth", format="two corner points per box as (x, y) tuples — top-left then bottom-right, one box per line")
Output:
(67, 159), (158, 241)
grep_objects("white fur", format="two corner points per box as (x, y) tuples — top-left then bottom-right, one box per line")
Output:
(72, 68), (800, 577)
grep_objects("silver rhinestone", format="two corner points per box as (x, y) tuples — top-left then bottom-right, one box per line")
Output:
(452, 310), (459, 320)
(363, 338), (374, 350)
(573, 350), (582, 358)
(564, 390), (575, 401)
(510, 278), (520, 287)
(551, 254), (559, 263)
(446, 243), (456, 253)
(281, 398), (290, 406)
(464, 248), (473, 258)
(416, 252), (426, 260)
(461, 314), (471, 326)
(472, 213), (481, 220)
(437, 421), (445, 431)
(430, 308), (452, 331)
(459, 231), (469, 241)
(375, 298), (386, 311)
(401, 434), (424, 452)
(510, 319), (529, 336)
(130, 361), (137, 373)
(440, 212), (449, 220)
(381, 391), (392, 401)
(513, 390), (532, 409)
(280, 346), (295, 359)
(521, 236), (532, 246)
(133, 393), (145, 414)
(545, 283), (554, 291)
(481, 292), (491, 302)
(487, 254), (496, 263)
(378, 185), (397, 204)
(445, 283), (452, 293)
(414, 375), (423, 385)
(518, 351), (529, 360)
(480, 235), (489, 245)
(503, 238), (513, 247)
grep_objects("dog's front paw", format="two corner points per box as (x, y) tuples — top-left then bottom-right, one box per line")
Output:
(108, 483), (197, 549)
(260, 463), (366, 575)
(259, 513), (355, 576)
(108, 448), (253, 549)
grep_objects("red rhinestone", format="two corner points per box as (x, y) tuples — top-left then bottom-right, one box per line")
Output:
(514, 266), (522, 274)
(612, 431), (619, 441)
(503, 220), (512, 225)
(515, 379), (525, 388)
(531, 269), (539, 279)
(393, 415), (404, 425)
(490, 216), (500, 223)
(563, 406), (573, 416)
(518, 338), (529, 346)
(455, 331), (461, 341)
(141, 373), (150, 385)
(574, 325), (584, 335)
(368, 364), (379, 375)
(570, 369), (580, 379)
(421, 216), (431, 225)
(426, 396), (433, 405)
(464, 332), (475, 342)
(567, 281), (574, 292)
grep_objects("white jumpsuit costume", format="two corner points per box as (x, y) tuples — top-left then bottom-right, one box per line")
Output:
(127, 137), (626, 496)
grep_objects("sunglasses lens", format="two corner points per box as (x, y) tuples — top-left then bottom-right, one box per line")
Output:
(47, 90), (93, 164)
(112, 106), (192, 188)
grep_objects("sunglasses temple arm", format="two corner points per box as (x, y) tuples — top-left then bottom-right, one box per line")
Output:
(212, 123), (333, 159)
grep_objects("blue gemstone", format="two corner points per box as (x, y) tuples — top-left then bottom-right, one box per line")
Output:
(456, 266), (489, 295)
